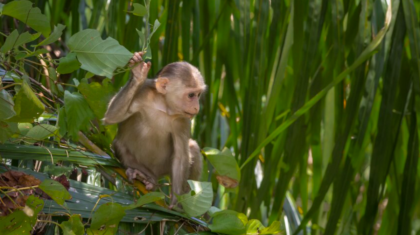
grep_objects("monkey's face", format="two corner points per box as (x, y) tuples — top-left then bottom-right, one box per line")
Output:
(164, 81), (203, 119)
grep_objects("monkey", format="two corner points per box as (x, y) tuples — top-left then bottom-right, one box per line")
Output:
(103, 52), (205, 207)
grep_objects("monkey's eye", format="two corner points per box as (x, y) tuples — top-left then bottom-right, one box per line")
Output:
(188, 93), (195, 98)
(197, 93), (201, 98)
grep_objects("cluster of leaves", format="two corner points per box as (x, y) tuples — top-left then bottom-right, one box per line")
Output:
(0, 0), (282, 234)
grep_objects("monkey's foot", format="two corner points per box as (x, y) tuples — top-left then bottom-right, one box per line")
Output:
(125, 168), (156, 191)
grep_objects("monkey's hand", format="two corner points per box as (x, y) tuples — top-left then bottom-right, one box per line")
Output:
(130, 52), (151, 84)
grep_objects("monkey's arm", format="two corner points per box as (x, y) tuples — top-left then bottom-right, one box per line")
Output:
(103, 53), (151, 124)
(103, 78), (143, 124)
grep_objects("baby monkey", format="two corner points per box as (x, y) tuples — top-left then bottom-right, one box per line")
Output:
(103, 52), (205, 206)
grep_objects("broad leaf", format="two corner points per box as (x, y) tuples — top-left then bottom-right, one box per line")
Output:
(25, 124), (57, 141)
(37, 24), (66, 46)
(129, 3), (147, 16)
(0, 29), (18, 53)
(57, 53), (82, 74)
(245, 220), (282, 234)
(14, 31), (41, 48)
(203, 147), (241, 188)
(0, 90), (16, 120)
(61, 214), (84, 235)
(0, 122), (19, 143)
(208, 210), (247, 235)
(39, 179), (71, 205)
(2, 0), (51, 36)
(8, 78), (45, 122)
(64, 91), (94, 139)
(68, 29), (132, 78)
(78, 78), (115, 120)
(125, 192), (165, 210)
(88, 202), (125, 235)
(18, 123), (32, 136)
(0, 195), (44, 234)
(178, 180), (213, 217)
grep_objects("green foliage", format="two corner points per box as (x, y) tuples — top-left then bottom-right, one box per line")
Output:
(63, 91), (94, 139)
(0, 195), (44, 235)
(1, 0), (420, 234)
(39, 179), (72, 205)
(87, 202), (126, 235)
(178, 180), (213, 217)
(2, 0), (50, 36)
(67, 29), (133, 78)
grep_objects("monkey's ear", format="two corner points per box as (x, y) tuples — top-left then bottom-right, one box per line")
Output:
(156, 77), (169, 94)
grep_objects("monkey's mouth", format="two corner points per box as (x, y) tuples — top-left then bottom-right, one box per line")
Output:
(184, 112), (196, 118)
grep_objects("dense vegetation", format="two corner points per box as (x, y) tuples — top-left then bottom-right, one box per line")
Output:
(0, 0), (420, 234)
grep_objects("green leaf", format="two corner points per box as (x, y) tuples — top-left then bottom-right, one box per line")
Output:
(245, 220), (282, 234)
(129, 3), (147, 16)
(18, 123), (32, 136)
(0, 29), (18, 53)
(57, 107), (67, 137)
(37, 24), (66, 46)
(78, 79), (115, 120)
(203, 147), (240, 188)
(57, 53), (82, 74)
(25, 124), (57, 141)
(208, 210), (247, 234)
(7, 78), (45, 122)
(0, 122), (19, 143)
(61, 214), (85, 235)
(178, 180), (213, 217)
(124, 192), (165, 210)
(88, 202), (125, 235)
(15, 49), (49, 60)
(0, 195), (44, 235)
(14, 31), (41, 48)
(44, 165), (73, 176)
(2, 0), (51, 36)
(68, 29), (132, 78)
(64, 91), (94, 139)
(0, 89), (16, 120)
(39, 179), (71, 205)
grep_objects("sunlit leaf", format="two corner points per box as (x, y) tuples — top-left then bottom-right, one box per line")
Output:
(178, 180), (213, 217)
(68, 29), (132, 78)
(203, 147), (240, 188)
(2, 0), (51, 36)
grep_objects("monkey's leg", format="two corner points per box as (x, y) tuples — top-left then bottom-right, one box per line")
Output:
(126, 167), (158, 191)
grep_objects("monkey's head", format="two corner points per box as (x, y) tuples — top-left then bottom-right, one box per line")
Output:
(155, 62), (206, 118)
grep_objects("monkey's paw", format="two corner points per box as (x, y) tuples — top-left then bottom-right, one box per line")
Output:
(126, 168), (156, 191)
(130, 52), (151, 83)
